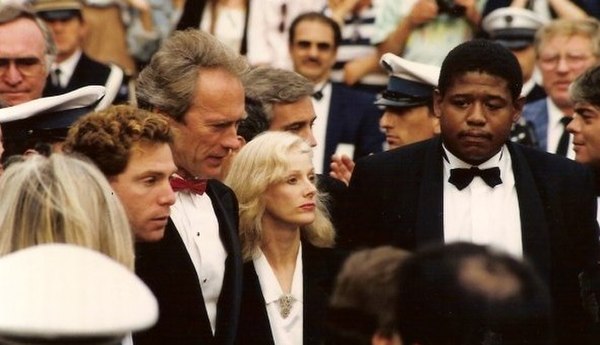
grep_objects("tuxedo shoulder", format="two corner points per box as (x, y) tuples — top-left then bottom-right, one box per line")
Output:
(331, 82), (376, 102)
(515, 143), (592, 176)
(207, 179), (237, 198)
(356, 137), (435, 167)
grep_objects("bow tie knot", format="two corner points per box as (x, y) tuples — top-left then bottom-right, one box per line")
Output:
(170, 177), (207, 195)
(449, 167), (502, 190)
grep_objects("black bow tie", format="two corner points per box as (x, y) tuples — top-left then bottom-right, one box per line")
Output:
(449, 167), (502, 190)
(312, 90), (323, 100)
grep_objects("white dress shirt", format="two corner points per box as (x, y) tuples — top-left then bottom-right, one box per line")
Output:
(170, 191), (227, 335)
(52, 49), (82, 88)
(253, 245), (303, 345)
(443, 145), (523, 258)
(311, 81), (331, 174)
(546, 98), (575, 160)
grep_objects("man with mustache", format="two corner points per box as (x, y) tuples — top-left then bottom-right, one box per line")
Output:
(522, 18), (600, 158)
(344, 39), (599, 345)
(288, 12), (384, 175)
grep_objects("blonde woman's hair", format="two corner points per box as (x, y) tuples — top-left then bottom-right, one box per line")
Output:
(0, 154), (134, 270)
(225, 132), (335, 261)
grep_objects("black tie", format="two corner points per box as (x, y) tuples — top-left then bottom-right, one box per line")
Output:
(556, 116), (572, 156)
(52, 68), (62, 88)
(312, 90), (323, 100)
(449, 167), (502, 190)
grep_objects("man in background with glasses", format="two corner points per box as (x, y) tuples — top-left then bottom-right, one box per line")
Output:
(0, 3), (56, 106)
(522, 18), (600, 158)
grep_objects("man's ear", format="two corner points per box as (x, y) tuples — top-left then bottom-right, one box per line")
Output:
(433, 89), (443, 119)
(513, 96), (526, 123)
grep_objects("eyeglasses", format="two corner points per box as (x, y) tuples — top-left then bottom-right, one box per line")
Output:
(539, 53), (595, 70)
(294, 40), (333, 52)
(0, 57), (44, 77)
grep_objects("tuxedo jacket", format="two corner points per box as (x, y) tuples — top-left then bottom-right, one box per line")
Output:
(235, 243), (344, 345)
(522, 97), (549, 151)
(133, 180), (243, 345)
(43, 53), (129, 104)
(344, 137), (599, 344)
(322, 82), (384, 173)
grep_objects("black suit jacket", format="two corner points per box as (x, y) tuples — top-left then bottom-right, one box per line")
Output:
(235, 243), (344, 345)
(133, 180), (243, 345)
(322, 83), (384, 174)
(43, 53), (129, 104)
(344, 137), (599, 344)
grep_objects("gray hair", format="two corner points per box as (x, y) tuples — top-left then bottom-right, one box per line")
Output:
(136, 29), (248, 122)
(0, 3), (57, 71)
(242, 66), (314, 123)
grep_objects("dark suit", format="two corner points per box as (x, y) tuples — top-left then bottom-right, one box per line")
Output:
(522, 97), (549, 151)
(344, 137), (599, 344)
(133, 180), (243, 345)
(43, 52), (129, 104)
(321, 82), (384, 174)
(235, 243), (344, 345)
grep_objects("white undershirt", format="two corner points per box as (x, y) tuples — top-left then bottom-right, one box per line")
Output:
(253, 245), (303, 345)
(546, 98), (575, 160)
(443, 145), (523, 258)
(170, 191), (227, 335)
(311, 82), (331, 174)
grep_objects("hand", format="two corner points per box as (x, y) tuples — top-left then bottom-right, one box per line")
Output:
(407, 0), (438, 27)
(329, 154), (355, 186)
(128, 0), (150, 11)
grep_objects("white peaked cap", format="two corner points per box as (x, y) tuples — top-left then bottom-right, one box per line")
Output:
(375, 53), (440, 108)
(0, 244), (158, 340)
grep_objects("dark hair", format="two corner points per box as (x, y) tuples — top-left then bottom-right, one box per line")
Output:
(289, 11), (342, 48)
(570, 64), (600, 107)
(237, 97), (270, 142)
(395, 242), (553, 345)
(438, 39), (523, 101)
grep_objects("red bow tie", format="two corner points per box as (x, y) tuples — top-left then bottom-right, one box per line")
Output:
(170, 177), (208, 195)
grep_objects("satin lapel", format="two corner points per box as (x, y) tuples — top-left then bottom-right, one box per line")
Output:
(415, 138), (445, 247)
(507, 143), (550, 281)
(206, 182), (243, 345)
(238, 263), (275, 345)
(302, 245), (332, 345)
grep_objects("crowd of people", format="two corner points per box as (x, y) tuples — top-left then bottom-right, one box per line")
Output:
(0, 1), (599, 345)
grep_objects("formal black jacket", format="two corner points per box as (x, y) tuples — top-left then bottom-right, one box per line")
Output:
(133, 180), (243, 345)
(43, 53), (129, 104)
(344, 137), (600, 344)
(235, 243), (345, 345)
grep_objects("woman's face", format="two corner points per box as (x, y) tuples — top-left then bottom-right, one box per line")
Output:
(262, 149), (317, 230)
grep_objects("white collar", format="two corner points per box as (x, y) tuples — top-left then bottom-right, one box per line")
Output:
(253, 244), (303, 304)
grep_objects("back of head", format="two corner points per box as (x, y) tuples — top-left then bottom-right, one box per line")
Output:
(64, 104), (172, 177)
(570, 64), (600, 108)
(534, 18), (600, 59)
(326, 246), (410, 345)
(395, 242), (553, 345)
(438, 39), (523, 101)
(136, 29), (248, 122)
(0, 153), (134, 270)
(241, 66), (313, 140)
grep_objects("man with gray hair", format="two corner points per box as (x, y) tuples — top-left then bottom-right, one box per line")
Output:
(134, 29), (246, 345)
(0, 3), (56, 106)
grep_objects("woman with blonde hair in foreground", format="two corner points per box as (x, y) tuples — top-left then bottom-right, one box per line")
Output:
(0, 153), (134, 270)
(225, 131), (344, 345)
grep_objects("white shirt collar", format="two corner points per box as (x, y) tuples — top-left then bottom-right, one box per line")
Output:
(253, 244), (303, 304)
(442, 143), (505, 170)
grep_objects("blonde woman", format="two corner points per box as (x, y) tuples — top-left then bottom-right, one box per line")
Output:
(225, 131), (343, 345)
(0, 153), (134, 270)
